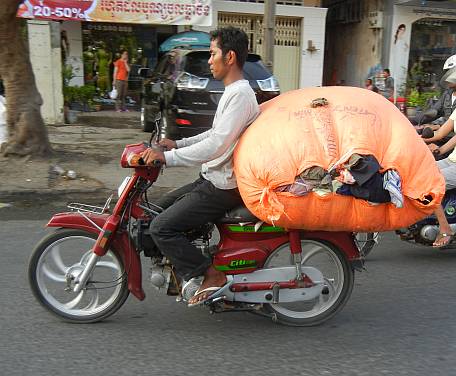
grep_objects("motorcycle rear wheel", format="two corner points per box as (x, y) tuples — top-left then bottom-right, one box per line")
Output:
(262, 239), (354, 327)
(28, 229), (129, 323)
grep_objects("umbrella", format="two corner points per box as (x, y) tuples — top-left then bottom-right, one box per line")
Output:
(159, 31), (211, 53)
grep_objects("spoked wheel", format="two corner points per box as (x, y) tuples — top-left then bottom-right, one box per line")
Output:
(262, 239), (354, 326)
(28, 229), (129, 323)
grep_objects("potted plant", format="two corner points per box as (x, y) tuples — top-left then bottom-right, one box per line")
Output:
(79, 84), (97, 112)
(406, 89), (421, 117)
(62, 65), (78, 123)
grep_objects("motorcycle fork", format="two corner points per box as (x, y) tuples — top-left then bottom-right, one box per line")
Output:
(74, 175), (140, 294)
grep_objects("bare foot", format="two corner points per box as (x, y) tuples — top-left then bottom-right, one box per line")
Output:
(433, 232), (453, 248)
(188, 265), (226, 306)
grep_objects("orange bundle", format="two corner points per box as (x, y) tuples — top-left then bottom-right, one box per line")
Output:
(234, 87), (445, 232)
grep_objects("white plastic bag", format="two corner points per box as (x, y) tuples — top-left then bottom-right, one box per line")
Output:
(109, 88), (118, 100)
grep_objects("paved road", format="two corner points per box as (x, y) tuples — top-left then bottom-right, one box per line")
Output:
(1, 204), (456, 376)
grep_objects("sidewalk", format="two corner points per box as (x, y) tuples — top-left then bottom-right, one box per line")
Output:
(0, 119), (200, 205)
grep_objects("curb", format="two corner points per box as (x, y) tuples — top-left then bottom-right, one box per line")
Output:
(0, 185), (173, 206)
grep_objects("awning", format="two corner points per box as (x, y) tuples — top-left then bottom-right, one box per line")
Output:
(159, 31), (211, 53)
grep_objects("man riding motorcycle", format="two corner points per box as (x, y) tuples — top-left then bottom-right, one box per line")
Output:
(423, 69), (456, 247)
(141, 27), (260, 307)
(415, 55), (456, 131)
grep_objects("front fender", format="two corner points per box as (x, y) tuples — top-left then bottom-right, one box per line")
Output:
(46, 212), (145, 300)
(47, 211), (109, 234)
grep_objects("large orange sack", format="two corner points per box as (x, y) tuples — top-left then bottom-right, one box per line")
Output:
(234, 87), (445, 232)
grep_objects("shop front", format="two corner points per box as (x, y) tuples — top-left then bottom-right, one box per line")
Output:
(17, 0), (213, 122)
(81, 22), (176, 105)
(389, 1), (456, 98)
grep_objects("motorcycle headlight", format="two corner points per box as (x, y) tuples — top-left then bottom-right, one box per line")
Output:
(257, 76), (280, 92)
(176, 72), (209, 90)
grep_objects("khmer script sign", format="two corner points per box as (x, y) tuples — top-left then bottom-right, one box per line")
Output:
(17, 0), (213, 26)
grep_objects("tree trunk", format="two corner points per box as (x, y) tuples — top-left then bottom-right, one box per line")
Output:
(0, 0), (52, 157)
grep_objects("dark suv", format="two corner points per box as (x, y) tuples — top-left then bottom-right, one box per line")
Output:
(140, 48), (280, 138)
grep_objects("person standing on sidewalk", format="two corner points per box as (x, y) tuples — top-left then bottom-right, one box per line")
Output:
(141, 27), (260, 307)
(112, 50), (130, 112)
(381, 68), (394, 99)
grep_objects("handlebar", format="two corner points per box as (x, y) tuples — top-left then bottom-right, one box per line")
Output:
(127, 154), (163, 167)
(421, 127), (434, 139)
(121, 142), (165, 168)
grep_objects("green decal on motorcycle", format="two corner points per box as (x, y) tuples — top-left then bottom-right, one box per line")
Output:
(215, 259), (257, 271)
(227, 225), (285, 233)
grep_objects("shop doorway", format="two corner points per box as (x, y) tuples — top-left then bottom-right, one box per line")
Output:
(408, 18), (456, 92)
(81, 22), (176, 108)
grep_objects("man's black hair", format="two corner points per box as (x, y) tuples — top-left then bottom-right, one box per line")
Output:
(384, 68), (390, 75)
(209, 27), (249, 69)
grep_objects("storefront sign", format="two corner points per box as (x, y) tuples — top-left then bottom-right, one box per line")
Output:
(412, 7), (456, 19)
(17, 0), (213, 26)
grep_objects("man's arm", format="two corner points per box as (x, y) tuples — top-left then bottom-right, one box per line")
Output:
(176, 129), (211, 148)
(436, 131), (456, 155)
(423, 116), (454, 143)
(165, 92), (257, 167)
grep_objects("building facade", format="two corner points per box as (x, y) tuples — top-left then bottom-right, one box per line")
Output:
(25, 0), (327, 124)
(323, 0), (456, 96)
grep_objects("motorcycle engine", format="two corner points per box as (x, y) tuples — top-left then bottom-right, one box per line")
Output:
(420, 225), (439, 242)
(149, 257), (180, 295)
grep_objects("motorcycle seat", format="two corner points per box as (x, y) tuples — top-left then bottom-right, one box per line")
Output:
(219, 205), (261, 224)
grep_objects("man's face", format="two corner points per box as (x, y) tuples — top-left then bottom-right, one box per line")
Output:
(208, 39), (230, 80)
(447, 82), (456, 89)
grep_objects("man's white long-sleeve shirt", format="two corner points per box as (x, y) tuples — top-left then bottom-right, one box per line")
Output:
(164, 79), (260, 189)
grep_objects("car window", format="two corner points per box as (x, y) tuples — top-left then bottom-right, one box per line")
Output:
(243, 55), (271, 80)
(181, 51), (272, 80)
(184, 51), (211, 77)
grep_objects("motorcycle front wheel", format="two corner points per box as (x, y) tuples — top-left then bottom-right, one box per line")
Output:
(28, 229), (129, 323)
(262, 239), (354, 327)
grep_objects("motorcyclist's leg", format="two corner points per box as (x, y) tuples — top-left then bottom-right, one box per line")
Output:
(154, 176), (205, 210)
(437, 158), (456, 190)
(433, 158), (456, 246)
(149, 179), (243, 281)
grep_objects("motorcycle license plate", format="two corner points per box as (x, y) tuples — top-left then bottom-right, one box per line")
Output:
(117, 176), (131, 197)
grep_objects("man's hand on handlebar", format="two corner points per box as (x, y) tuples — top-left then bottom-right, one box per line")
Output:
(159, 138), (177, 151)
(141, 148), (166, 166)
(427, 143), (440, 155)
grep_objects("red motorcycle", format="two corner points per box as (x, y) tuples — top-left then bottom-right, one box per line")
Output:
(28, 122), (365, 327)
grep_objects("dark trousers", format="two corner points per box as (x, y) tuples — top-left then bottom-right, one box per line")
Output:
(149, 176), (243, 281)
(115, 80), (128, 111)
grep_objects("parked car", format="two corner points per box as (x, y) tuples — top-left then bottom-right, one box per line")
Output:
(140, 48), (280, 138)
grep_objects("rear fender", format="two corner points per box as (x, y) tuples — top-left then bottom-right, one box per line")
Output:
(303, 231), (363, 269)
(46, 212), (145, 300)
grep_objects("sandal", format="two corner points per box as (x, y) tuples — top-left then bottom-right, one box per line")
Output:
(187, 286), (224, 308)
(433, 232), (453, 248)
